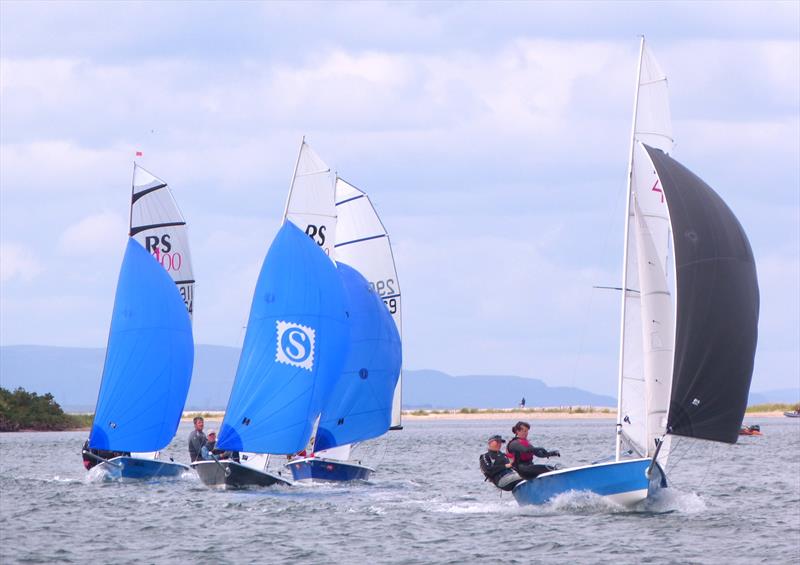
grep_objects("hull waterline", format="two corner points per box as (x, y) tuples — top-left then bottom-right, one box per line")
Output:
(95, 456), (190, 480)
(191, 460), (292, 489)
(512, 458), (666, 507)
(286, 457), (374, 482)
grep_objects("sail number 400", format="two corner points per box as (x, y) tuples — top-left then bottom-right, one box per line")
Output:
(153, 249), (183, 272)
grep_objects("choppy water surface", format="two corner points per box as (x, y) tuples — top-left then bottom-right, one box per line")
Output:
(1, 417), (798, 564)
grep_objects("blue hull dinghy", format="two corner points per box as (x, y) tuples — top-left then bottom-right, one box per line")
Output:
(94, 456), (189, 480)
(287, 457), (373, 482)
(512, 458), (666, 506)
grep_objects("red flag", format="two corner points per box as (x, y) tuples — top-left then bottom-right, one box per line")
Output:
(135, 151), (143, 157)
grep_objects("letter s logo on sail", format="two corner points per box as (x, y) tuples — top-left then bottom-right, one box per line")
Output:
(275, 321), (316, 371)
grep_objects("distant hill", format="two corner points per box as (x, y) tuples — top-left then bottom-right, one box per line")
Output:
(1, 345), (794, 411)
(402, 369), (615, 409)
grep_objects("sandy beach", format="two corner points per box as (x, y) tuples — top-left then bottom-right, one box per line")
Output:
(179, 410), (789, 423)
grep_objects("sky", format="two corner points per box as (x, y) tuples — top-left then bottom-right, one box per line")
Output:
(1, 1), (798, 396)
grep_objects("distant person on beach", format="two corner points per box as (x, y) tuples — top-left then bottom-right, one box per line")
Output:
(188, 416), (207, 462)
(507, 421), (560, 479)
(520, 397), (526, 408)
(479, 435), (524, 491)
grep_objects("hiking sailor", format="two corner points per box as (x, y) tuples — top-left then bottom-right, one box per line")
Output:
(479, 435), (524, 491)
(507, 421), (560, 479)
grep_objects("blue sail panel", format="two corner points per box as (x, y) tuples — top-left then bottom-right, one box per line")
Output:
(314, 262), (402, 451)
(217, 222), (349, 454)
(90, 238), (194, 452)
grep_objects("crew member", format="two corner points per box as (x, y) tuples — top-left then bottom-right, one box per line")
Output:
(479, 435), (524, 491)
(188, 416), (207, 462)
(507, 421), (560, 479)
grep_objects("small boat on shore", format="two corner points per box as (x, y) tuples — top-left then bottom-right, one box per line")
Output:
(784, 410), (800, 418)
(739, 425), (762, 436)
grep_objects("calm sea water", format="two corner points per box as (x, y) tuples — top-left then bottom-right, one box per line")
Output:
(1, 417), (798, 564)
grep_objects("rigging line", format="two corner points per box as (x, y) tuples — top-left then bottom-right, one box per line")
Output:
(697, 442), (718, 493)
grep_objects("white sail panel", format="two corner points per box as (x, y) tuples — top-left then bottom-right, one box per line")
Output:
(632, 197), (675, 467)
(619, 208), (647, 457)
(130, 164), (194, 318)
(284, 141), (337, 259)
(335, 177), (403, 428)
(617, 39), (675, 462)
(635, 43), (673, 154)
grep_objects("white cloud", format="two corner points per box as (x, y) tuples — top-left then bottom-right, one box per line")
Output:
(0, 242), (43, 282)
(58, 211), (126, 256)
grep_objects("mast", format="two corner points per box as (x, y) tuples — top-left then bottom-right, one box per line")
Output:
(129, 162), (136, 235)
(615, 36), (645, 461)
(282, 135), (305, 223)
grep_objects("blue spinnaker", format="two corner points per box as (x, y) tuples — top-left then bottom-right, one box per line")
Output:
(314, 262), (402, 452)
(90, 238), (194, 452)
(218, 222), (349, 454)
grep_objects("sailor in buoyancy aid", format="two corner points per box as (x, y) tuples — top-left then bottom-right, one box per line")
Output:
(479, 435), (524, 491)
(507, 421), (560, 479)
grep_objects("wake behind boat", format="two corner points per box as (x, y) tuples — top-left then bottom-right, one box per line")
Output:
(509, 38), (759, 507)
(83, 164), (195, 480)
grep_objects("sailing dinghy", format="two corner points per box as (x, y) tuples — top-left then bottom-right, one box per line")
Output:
(83, 165), (195, 479)
(288, 176), (403, 482)
(512, 38), (759, 507)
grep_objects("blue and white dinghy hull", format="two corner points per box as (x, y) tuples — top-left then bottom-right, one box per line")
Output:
(96, 456), (190, 480)
(512, 458), (666, 507)
(286, 457), (374, 482)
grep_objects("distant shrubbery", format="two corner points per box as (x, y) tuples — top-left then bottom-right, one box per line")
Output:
(0, 387), (92, 432)
(746, 403), (800, 413)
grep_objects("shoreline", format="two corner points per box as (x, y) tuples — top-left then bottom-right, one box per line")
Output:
(179, 409), (790, 423)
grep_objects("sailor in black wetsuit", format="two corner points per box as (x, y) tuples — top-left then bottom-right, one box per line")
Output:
(507, 421), (560, 479)
(81, 439), (130, 470)
(479, 435), (524, 491)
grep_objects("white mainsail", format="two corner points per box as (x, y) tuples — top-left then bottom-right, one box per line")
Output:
(130, 164), (194, 318)
(616, 38), (676, 466)
(334, 177), (403, 429)
(283, 139), (337, 259)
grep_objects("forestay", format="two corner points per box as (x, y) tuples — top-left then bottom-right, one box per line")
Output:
(89, 239), (194, 452)
(283, 140), (337, 259)
(645, 146), (759, 444)
(217, 222), (349, 454)
(130, 164), (194, 317)
(617, 39), (676, 464)
(335, 177), (403, 429)
(314, 262), (402, 452)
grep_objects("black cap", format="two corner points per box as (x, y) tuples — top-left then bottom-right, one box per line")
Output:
(488, 434), (505, 443)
